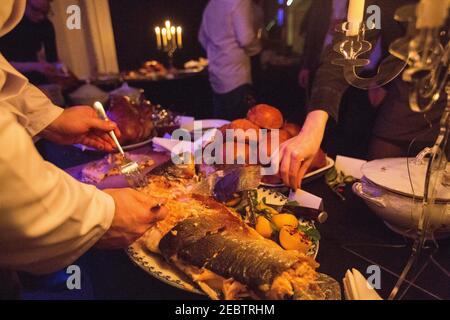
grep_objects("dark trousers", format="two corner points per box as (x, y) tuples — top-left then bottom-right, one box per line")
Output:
(212, 84), (255, 121)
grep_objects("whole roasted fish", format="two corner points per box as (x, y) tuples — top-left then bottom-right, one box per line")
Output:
(137, 164), (340, 300)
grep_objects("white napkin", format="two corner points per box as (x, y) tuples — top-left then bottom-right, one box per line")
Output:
(288, 189), (324, 211)
(152, 137), (193, 154)
(343, 268), (383, 300)
(153, 128), (219, 155)
(195, 128), (218, 149)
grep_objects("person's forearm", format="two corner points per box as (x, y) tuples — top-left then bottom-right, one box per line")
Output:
(302, 110), (329, 139)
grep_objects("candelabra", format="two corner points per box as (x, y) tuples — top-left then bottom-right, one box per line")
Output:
(390, 4), (449, 113)
(155, 21), (183, 71)
(163, 37), (178, 71)
(332, 20), (409, 90)
(334, 0), (450, 300)
(385, 2), (450, 300)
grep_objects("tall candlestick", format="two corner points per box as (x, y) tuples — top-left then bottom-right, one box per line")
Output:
(347, 0), (365, 36)
(155, 27), (162, 49)
(416, 0), (450, 29)
(170, 26), (176, 47)
(162, 28), (168, 49)
(165, 20), (172, 40)
(176, 26), (183, 48)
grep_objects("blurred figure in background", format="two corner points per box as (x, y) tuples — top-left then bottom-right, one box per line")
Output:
(0, 0), (78, 104)
(298, 0), (347, 93)
(251, 0), (265, 98)
(199, 0), (262, 120)
(0, 0), (58, 85)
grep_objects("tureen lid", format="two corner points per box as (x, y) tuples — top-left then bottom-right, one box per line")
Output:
(361, 157), (450, 201)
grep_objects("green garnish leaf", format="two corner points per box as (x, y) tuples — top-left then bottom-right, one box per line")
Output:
(285, 200), (301, 207)
(298, 224), (321, 242)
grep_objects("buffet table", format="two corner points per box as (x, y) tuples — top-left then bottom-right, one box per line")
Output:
(61, 145), (450, 300)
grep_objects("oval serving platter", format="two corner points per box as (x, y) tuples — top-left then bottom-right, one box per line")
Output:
(127, 187), (320, 296)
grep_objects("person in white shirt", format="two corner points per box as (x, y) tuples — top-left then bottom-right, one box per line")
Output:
(199, 0), (262, 120)
(0, 0), (166, 298)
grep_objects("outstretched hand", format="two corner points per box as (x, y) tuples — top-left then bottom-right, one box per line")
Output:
(42, 106), (121, 152)
(97, 188), (167, 249)
(279, 110), (328, 189)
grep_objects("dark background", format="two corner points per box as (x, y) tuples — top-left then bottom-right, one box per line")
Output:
(24, 1), (450, 301)
(107, 0), (307, 122)
(108, 0), (281, 71)
(109, 0), (209, 71)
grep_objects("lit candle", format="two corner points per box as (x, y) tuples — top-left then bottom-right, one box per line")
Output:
(416, 0), (450, 29)
(161, 28), (168, 48)
(155, 27), (162, 49)
(176, 26), (183, 48)
(170, 26), (176, 47)
(347, 0), (365, 36)
(165, 20), (172, 40)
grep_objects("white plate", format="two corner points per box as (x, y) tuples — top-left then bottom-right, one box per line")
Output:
(182, 119), (230, 132)
(260, 156), (335, 188)
(127, 187), (320, 296)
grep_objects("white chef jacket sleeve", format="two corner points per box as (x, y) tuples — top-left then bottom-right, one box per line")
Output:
(0, 53), (63, 137)
(8, 83), (64, 137)
(0, 109), (115, 275)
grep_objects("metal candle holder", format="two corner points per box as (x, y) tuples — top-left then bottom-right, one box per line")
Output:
(332, 21), (408, 90)
(334, 3), (449, 300)
(155, 22), (183, 71)
(390, 4), (449, 113)
(162, 39), (178, 71)
(386, 4), (450, 300)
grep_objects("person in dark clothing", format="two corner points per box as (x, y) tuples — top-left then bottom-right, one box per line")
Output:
(298, 0), (334, 91)
(0, 0), (60, 85)
(299, 0), (377, 159)
(279, 0), (447, 189)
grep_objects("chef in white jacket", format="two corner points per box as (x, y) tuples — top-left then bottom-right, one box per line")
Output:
(0, 0), (166, 297)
